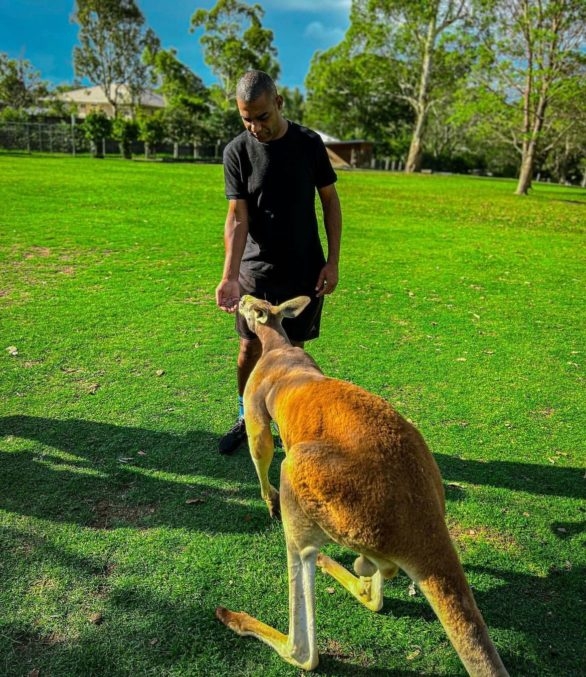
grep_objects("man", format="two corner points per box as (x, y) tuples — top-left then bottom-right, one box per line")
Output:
(215, 70), (342, 455)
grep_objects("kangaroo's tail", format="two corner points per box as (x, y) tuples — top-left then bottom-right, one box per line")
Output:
(410, 545), (509, 677)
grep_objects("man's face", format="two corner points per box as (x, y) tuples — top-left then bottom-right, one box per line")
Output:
(237, 92), (285, 143)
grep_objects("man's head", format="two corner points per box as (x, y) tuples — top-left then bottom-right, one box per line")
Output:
(236, 70), (287, 143)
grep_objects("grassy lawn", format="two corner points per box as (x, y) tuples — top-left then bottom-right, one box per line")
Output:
(0, 154), (584, 676)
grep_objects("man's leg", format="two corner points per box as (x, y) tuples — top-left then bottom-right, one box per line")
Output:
(219, 337), (262, 455)
(237, 337), (262, 396)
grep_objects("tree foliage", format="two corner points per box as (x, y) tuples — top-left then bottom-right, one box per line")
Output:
(190, 0), (279, 99)
(111, 116), (140, 158)
(280, 86), (305, 125)
(305, 42), (412, 154)
(82, 110), (112, 157)
(462, 0), (586, 193)
(352, 0), (473, 171)
(144, 46), (216, 150)
(0, 53), (47, 111)
(72, 0), (160, 117)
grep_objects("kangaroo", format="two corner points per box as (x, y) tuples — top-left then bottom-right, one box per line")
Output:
(216, 295), (509, 676)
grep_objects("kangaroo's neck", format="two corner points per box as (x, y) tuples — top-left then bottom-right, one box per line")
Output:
(255, 323), (292, 354)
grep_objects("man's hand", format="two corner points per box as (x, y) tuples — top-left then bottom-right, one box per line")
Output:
(315, 262), (339, 298)
(216, 279), (241, 313)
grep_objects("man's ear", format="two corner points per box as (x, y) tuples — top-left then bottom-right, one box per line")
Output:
(276, 94), (284, 110)
(278, 296), (311, 319)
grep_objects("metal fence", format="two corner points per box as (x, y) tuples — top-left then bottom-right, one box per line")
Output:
(0, 121), (223, 160)
(0, 121), (89, 154)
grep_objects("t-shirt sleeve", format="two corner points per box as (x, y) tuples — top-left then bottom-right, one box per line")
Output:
(223, 142), (247, 200)
(314, 135), (337, 189)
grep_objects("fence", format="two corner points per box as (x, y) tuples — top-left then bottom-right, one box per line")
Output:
(0, 121), (87, 154)
(0, 121), (222, 160)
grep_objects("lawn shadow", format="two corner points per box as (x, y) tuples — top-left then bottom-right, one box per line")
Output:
(2, 416), (584, 674)
(317, 551), (582, 674)
(1, 415), (583, 536)
(3, 525), (579, 676)
(0, 414), (272, 534)
(435, 453), (584, 500)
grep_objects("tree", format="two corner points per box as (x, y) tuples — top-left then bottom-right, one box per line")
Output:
(190, 0), (280, 99)
(345, 0), (473, 172)
(144, 47), (211, 156)
(538, 72), (586, 184)
(304, 41), (412, 151)
(280, 86), (304, 125)
(82, 110), (112, 157)
(0, 53), (47, 111)
(471, 0), (586, 194)
(72, 0), (160, 118)
(112, 116), (139, 158)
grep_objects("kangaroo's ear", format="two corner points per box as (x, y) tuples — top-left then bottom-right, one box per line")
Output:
(255, 306), (270, 324)
(278, 296), (311, 319)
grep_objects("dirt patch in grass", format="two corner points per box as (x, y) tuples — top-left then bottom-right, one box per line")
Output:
(23, 246), (52, 259)
(448, 520), (520, 554)
(90, 499), (158, 529)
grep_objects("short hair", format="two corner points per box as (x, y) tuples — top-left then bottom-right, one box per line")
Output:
(236, 70), (277, 103)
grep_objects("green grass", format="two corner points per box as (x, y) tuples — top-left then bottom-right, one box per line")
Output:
(0, 154), (584, 676)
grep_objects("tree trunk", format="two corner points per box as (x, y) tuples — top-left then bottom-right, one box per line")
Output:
(405, 131), (424, 173)
(516, 87), (548, 195)
(516, 148), (535, 195)
(404, 13), (436, 173)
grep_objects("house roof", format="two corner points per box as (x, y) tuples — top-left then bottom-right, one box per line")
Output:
(316, 130), (341, 143)
(316, 129), (372, 146)
(56, 84), (165, 108)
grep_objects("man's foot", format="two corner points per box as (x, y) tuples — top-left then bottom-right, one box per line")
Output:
(219, 418), (247, 455)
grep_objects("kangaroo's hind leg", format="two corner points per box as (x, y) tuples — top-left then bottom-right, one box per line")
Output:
(216, 456), (328, 670)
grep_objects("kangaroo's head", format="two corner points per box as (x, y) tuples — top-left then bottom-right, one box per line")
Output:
(238, 295), (311, 340)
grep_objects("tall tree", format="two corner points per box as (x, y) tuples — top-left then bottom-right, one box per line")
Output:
(0, 53), (47, 111)
(190, 0), (279, 99)
(72, 0), (160, 117)
(472, 0), (586, 194)
(144, 46), (212, 154)
(347, 0), (472, 172)
(305, 41), (412, 148)
(540, 73), (586, 184)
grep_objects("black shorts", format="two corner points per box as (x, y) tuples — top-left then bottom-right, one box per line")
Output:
(236, 282), (324, 342)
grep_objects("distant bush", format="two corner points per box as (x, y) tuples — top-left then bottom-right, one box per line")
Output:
(82, 111), (112, 158)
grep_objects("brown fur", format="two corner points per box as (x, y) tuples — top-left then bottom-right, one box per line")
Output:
(216, 295), (509, 676)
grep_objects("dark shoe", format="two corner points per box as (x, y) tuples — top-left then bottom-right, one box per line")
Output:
(219, 418), (247, 455)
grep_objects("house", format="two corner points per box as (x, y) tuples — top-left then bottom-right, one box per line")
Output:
(317, 130), (374, 169)
(54, 84), (165, 119)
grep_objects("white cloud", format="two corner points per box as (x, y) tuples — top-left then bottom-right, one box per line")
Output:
(304, 21), (345, 45)
(265, 0), (351, 13)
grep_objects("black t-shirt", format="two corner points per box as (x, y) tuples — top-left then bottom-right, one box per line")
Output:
(223, 121), (337, 292)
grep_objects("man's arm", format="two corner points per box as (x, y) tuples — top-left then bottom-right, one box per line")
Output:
(315, 183), (342, 297)
(216, 199), (249, 312)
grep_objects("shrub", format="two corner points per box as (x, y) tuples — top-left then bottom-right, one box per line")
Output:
(112, 117), (140, 159)
(82, 111), (112, 158)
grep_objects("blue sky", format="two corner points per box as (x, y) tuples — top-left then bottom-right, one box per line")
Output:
(0, 0), (351, 91)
